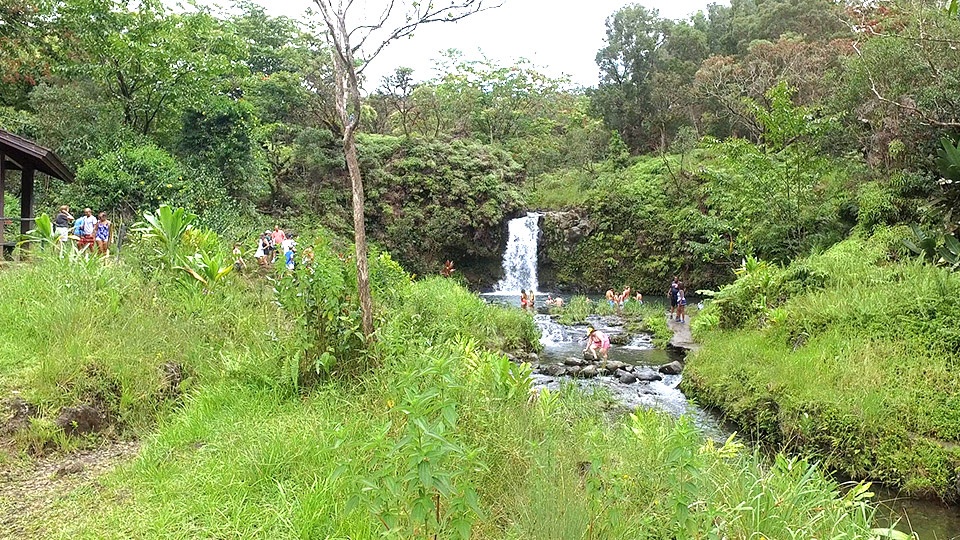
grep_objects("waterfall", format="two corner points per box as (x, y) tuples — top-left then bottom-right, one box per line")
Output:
(494, 212), (541, 293)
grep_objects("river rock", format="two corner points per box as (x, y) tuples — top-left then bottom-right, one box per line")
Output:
(56, 405), (106, 436)
(618, 372), (638, 385)
(528, 352), (539, 362)
(578, 365), (599, 378)
(659, 361), (684, 375)
(634, 368), (663, 382)
(603, 360), (628, 372)
(566, 366), (582, 377)
(609, 333), (631, 346)
(542, 364), (567, 377)
(564, 357), (586, 367)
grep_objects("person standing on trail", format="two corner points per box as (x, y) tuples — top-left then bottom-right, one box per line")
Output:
(53, 205), (74, 246)
(668, 277), (679, 320)
(271, 225), (286, 248)
(77, 208), (97, 250)
(94, 212), (112, 256)
(584, 327), (610, 361)
(676, 286), (687, 323)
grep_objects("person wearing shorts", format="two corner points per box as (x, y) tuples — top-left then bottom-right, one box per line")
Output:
(668, 277), (679, 320)
(584, 327), (610, 361)
(77, 208), (97, 250)
(53, 205), (73, 244)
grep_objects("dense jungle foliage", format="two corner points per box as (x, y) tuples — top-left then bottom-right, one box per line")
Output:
(3, 0), (956, 289)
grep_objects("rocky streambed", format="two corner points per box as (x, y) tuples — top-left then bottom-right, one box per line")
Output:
(505, 310), (728, 440)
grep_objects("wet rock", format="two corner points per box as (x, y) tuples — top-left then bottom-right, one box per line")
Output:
(56, 405), (106, 436)
(564, 357), (586, 366)
(603, 360), (628, 372)
(542, 364), (567, 377)
(659, 361), (684, 375)
(579, 365), (599, 378)
(504, 353), (517, 363)
(566, 366), (582, 377)
(160, 362), (183, 397)
(635, 369), (663, 382)
(609, 333), (632, 346)
(618, 372), (638, 384)
(3, 397), (38, 435)
(528, 352), (539, 362)
(54, 462), (85, 478)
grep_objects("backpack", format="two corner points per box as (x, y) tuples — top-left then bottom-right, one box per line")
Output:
(73, 218), (84, 236)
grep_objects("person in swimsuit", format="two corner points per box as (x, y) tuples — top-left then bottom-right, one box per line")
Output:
(605, 289), (615, 308)
(520, 290), (529, 310)
(634, 291), (643, 304)
(584, 327), (610, 361)
(94, 212), (112, 256)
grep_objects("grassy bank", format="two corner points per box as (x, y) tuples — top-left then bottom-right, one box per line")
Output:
(1, 251), (891, 538)
(683, 231), (960, 501)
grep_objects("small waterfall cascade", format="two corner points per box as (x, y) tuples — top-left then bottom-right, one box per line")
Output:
(494, 212), (542, 293)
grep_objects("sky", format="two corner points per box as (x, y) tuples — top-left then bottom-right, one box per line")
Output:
(236, 0), (723, 89)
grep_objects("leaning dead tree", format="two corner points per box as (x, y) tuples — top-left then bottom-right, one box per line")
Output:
(313, 0), (496, 339)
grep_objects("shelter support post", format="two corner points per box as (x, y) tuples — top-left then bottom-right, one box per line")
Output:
(20, 166), (34, 237)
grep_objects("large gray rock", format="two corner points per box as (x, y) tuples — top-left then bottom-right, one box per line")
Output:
(564, 357), (586, 367)
(634, 368), (663, 382)
(56, 405), (106, 436)
(658, 361), (684, 375)
(542, 364), (567, 377)
(616, 369), (638, 384)
(579, 365), (599, 378)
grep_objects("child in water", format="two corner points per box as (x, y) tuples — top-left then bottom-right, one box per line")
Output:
(584, 327), (610, 361)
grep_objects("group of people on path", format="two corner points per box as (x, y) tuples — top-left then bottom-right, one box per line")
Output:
(54, 205), (113, 255)
(254, 225), (296, 270)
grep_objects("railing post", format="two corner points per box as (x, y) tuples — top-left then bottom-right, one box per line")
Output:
(0, 152), (5, 247)
(20, 166), (34, 238)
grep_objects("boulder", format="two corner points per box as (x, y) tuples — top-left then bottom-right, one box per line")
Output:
(634, 369), (663, 382)
(609, 333), (631, 346)
(658, 361), (684, 375)
(618, 372), (638, 385)
(56, 405), (106, 436)
(564, 357), (586, 367)
(603, 360), (628, 372)
(579, 365), (599, 378)
(542, 364), (567, 377)
(566, 366), (582, 377)
(527, 352), (539, 362)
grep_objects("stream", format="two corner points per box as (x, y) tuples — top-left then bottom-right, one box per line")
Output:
(482, 213), (960, 538)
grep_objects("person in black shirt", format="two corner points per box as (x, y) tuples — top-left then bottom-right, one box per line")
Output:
(53, 205), (74, 248)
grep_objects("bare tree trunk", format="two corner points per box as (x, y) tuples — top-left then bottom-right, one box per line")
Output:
(343, 126), (374, 337)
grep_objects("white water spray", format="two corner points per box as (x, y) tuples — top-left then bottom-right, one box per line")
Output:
(494, 212), (542, 293)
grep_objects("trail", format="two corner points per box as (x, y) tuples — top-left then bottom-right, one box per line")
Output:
(667, 316), (699, 352)
(0, 441), (139, 539)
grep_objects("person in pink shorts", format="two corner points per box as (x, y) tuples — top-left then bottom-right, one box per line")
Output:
(584, 327), (610, 361)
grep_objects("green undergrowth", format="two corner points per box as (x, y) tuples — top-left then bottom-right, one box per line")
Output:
(1, 250), (892, 538)
(684, 230), (960, 501)
(0, 255), (294, 450)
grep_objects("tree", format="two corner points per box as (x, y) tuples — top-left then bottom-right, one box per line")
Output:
(380, 67), (417, 137)
(312, 0), (494, 339)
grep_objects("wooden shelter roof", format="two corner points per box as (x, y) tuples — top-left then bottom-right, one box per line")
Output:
(0, 129), (74, 182)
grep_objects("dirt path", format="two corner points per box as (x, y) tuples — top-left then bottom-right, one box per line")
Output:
(0, 441), (139, 539)
(667, 316), (700, 352)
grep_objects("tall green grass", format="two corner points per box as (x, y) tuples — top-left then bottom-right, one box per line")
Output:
(684, 233), (960, 500)
(2, 250), (890, 538)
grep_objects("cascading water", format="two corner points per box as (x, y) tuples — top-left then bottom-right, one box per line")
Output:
(494, 212), (542, 293)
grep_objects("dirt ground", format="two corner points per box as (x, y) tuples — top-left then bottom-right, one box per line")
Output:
(0, 441), (139, 539)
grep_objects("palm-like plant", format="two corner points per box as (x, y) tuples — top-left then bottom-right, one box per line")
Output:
(21, 214), (59, 250)
(134, 205), (198, 268)
(176, 249), (233, 291)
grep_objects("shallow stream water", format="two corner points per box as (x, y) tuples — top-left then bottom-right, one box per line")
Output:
(481, 291), (960, 539)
